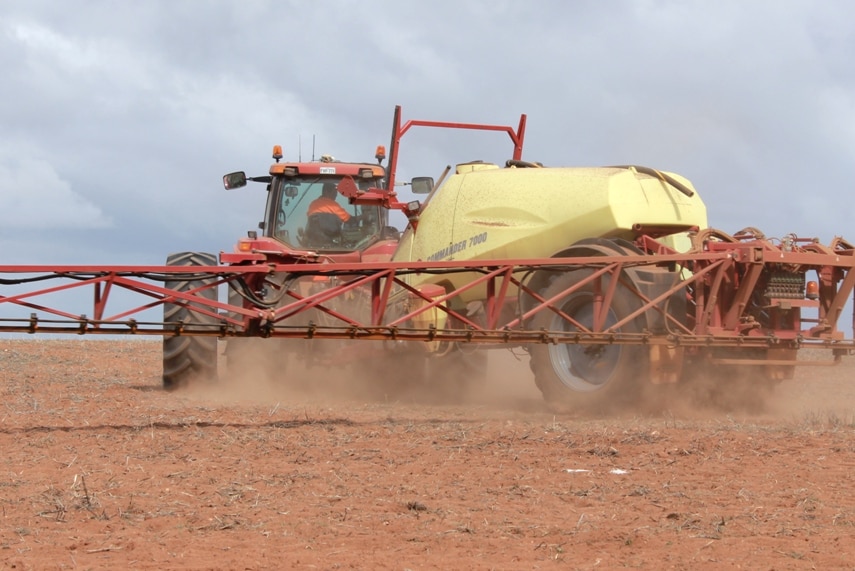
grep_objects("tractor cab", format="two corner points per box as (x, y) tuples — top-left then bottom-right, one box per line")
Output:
(223, 146), (403, 262)
(264, 152), (392, 253)
(267, 172), (387, 251)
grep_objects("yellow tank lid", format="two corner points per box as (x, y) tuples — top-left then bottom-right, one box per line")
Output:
(455, 161), (500, 174)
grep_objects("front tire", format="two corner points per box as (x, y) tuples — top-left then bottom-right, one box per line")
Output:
(529, 270), (646, 411)
(162, 251), (219, 390)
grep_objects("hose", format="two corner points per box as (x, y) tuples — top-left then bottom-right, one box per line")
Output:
(608, 165), (695, 197)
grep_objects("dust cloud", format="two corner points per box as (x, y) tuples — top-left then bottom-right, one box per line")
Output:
(180, 340), (855, 423)
(181, 339), (544, 412)
(638, 349), (855, 423)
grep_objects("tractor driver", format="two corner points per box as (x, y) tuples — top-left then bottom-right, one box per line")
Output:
(305, 182), (351, 243)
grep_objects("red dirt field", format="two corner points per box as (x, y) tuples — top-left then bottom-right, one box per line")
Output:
(2, 339), (855, 570)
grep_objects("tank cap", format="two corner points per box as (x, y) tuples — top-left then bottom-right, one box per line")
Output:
(455, 161), (499, 174)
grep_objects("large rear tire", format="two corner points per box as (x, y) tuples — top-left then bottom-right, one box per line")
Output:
(529, 269), (647, 411)
(162, 251), (219, 390)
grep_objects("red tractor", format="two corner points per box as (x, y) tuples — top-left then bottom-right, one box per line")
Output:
(162, 142), (416, 388)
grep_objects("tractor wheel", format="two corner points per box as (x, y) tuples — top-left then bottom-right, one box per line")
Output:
(162, 251), (219, 390)
(529, 269), (646, 411)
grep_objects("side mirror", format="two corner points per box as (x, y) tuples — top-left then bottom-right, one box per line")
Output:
(284, 185), (299, 198)
(410, 177), (434, 194)
(223, 171), (247, 190)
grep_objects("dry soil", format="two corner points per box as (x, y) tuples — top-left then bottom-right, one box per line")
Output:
(2, 339), (855, 570)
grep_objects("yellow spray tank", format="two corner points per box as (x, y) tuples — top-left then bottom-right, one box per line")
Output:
(375, 106), (712, 408)
(393, 161), (707, 306)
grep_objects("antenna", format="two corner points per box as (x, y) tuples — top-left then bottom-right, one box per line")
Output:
(298, 135), (302, 162)
(312, 135), (316, 162)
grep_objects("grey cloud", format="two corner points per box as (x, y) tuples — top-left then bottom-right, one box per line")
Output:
(0, 0), (853, 267)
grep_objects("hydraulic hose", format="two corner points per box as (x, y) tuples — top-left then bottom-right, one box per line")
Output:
(608, 165), (695, 197)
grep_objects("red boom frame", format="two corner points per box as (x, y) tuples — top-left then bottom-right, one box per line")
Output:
(1, 232), (854, 359)
(2, 107), (853, 375)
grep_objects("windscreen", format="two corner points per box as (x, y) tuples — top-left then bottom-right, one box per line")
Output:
(268, 176), (384, 251)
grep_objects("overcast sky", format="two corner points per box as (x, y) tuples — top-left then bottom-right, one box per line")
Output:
(1, 0), (853, 269)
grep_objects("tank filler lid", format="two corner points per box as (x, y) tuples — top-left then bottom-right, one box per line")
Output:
(455, 161), (499, 174)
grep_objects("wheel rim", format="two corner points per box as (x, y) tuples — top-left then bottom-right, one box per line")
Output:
(547, 296), (623, 393)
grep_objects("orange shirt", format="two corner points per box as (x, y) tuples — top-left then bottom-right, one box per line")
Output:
(307, 197), (350, 222)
